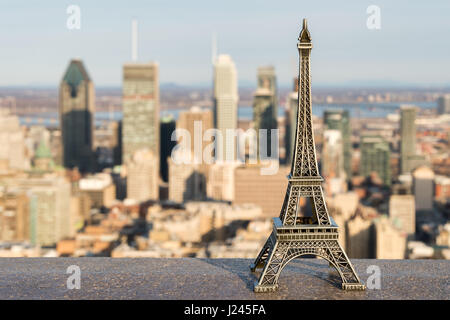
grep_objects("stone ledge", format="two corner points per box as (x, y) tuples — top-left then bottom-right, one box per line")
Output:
(0, 258), (448, 300)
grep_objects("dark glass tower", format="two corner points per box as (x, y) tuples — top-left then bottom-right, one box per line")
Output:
(361, 135), (391, 186)
(160, 116), (176, 182)
(324, 109), (351, 180)
(59, 59), (94, 172)
(252, 66), (278, 157)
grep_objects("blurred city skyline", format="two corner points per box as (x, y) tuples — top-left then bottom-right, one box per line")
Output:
(0, 1), (448, 264)
(1, 0), (450, 87)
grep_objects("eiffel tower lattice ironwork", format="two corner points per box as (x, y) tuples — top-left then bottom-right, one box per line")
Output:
(250, 19), (366, 292)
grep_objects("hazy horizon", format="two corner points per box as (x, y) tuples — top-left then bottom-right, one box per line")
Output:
(1, 0), (450, 87)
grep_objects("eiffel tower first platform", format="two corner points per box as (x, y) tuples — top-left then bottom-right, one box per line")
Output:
(250, 19), (365, 292)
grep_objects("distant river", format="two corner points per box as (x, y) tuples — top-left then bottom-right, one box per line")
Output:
(19, 102), (436, 128)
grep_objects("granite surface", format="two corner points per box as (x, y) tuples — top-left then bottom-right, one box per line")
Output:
(0, 258), (448, 300)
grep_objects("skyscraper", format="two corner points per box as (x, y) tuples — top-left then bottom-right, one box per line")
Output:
(322, 130), (344, 178)
(175, 106), (213, 192)
(177, 106), (213, 156)
(256, 66), (277, 97)
(413, 166), (434, 211)
(322, 129), (347, 195)
(252, 66), (278, 157)
(59, 59), (94, 172)
(0, 110), (29, 171)
(18, 174), (72, 246)
(437, 94), (450, 115)
(122, 62), (160, 165)
(360, 135), (391, 186)
(127, 149), (159, 202)
(400, 105), (417, 174)
(213, 54), (238, 160)
(324, 109), (351, 180)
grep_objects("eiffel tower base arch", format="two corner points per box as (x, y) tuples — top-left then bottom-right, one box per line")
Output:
(251, 223), (366, 292)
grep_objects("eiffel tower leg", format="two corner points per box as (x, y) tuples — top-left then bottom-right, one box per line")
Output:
(250, 232), (274, 272)
(254, 242), (289, 292)
(324, 240), (366, 290)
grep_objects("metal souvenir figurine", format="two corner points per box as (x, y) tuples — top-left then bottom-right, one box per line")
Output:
(251, 19), (366, 292)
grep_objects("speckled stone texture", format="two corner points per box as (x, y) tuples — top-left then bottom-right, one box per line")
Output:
(0, 258), (448, 299)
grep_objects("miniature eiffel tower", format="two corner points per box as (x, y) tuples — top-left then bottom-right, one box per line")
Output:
(250, 19), (365, 292)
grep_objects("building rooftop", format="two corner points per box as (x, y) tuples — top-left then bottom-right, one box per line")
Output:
(0, 258), (447, 299)
(63, 59), (91, 85)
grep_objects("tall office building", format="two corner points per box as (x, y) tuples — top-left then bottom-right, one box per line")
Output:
(322, 130), (347, 195)
(177, 106), (213, 156)
(322, 130), (344, 178)
(389, 194), (415, 235)
(213, 54), (238, 160)
(127, 149), (159, 202)
(257, 66), (277, 97)
(400, 105), (417, 174)
(17, 174), (72, 246)
(437, 94), (450, 115)
(122, 62), (160, 165)
(324, 110), (351, 180)
(172, 106), (213, 198)
(59, 59), (95, 172)
(413, 166), (434, 211)
(252, 66), (278, 157)
(0, 110), (29, 170)
(360, 135), (391, 186)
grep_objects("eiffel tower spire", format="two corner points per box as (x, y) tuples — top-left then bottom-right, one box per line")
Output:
(250, 19), (365, 292)
(291, 18), (319, 180)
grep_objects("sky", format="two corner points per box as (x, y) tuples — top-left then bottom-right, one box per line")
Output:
(1, 0), (450, 88)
